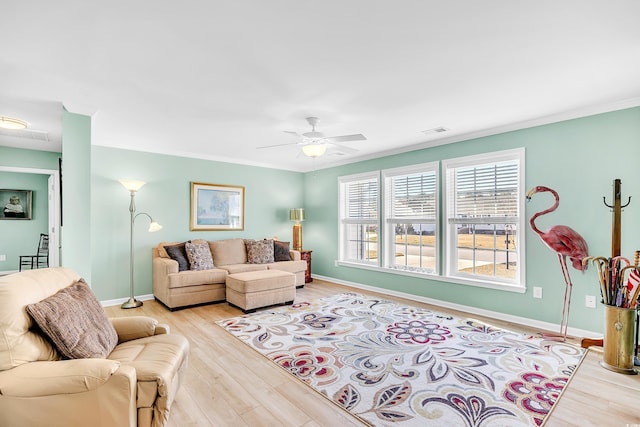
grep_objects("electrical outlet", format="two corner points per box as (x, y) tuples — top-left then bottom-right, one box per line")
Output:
(533, 287), (543, 299)
(585, 295), (597, 308)
(334, 260), (338, 267)
(0, 255), (6, 262)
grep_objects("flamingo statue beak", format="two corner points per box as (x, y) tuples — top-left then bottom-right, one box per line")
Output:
(525, 188), (536, 201)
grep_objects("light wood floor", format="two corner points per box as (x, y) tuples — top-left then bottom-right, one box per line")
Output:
(104, 279), (637, 427)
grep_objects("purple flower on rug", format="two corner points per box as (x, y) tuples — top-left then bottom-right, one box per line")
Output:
(301, 312), (341, 329)
(387, 320), (451, 344)
(503, 372), (568, 426)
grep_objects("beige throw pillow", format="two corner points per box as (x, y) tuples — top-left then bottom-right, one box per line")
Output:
(185, 239), (215, 270)
(245, 239), (275, 264)
(26, 279), (118, 359)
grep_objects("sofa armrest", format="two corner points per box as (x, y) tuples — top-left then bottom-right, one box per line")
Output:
(110, 316), (161, 342)
(154, 256), (179, 274)
(289, 250), (301, 261)
(0, 359), (131, 397)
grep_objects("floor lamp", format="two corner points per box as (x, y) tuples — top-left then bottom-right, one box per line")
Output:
(289, 208), (305, 251)
(120, 179), (162, 309)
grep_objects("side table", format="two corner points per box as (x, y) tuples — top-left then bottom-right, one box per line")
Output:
(300, 250), (312, 283)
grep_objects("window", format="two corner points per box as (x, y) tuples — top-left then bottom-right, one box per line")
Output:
(337, 148), (525, 291)
(339, 172), (379, 266)
(443, 148), (525, 288)
(383, 163), (438, 274)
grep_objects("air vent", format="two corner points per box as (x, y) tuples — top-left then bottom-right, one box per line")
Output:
(0, 128), (50, 142)
(422, 126), (449, 135)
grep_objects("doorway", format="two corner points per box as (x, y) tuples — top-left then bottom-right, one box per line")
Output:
(0, 165), (60, 271)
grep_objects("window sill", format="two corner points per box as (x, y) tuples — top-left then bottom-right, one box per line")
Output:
(335, 261), (526, 294)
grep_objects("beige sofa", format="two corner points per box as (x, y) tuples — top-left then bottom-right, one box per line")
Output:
(0, 267), (189, 427)
(153, 238), (307, 310)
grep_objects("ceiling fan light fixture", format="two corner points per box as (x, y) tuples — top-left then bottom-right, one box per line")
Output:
(302, 143), (327, 158)
(0, 116), (28, 130)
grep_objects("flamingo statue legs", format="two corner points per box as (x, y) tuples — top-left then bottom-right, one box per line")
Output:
(527, 186), (589, 340)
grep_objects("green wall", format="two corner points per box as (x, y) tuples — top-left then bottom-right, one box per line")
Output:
(0, 172), (49, 272)
(305, 107), (640, 334)
(61, 111), (92, 281)
(90, 147), (304, 301)
(2, 106), (639, 334)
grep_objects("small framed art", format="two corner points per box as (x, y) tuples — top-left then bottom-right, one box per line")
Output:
(190, 182), (244, 231)
(1, 189), (33, 220)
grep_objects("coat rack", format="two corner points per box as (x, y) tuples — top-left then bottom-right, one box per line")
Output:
(603, 179), (632, 258)
(581, 179), (633, 350)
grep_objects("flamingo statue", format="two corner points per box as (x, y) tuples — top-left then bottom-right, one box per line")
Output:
(526, 185), (589, 340)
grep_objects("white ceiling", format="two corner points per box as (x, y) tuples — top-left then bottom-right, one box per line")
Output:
(1, 1), (639, 172)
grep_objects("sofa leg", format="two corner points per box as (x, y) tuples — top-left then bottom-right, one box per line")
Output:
(284, 300), (294, 305)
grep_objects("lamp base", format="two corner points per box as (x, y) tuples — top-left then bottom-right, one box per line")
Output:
(293, 223), (303, 252)
(121, 297), (143, 309)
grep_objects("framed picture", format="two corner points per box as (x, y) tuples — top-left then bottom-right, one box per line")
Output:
(190, 182), (244, 231)
(1, 189), (33, 220)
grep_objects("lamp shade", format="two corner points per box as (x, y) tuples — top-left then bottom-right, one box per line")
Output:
(289, 208), (305, 221)
(302, 143), (327, 158)
(148, 221), (163, 232)
(119, 179), (146, 192)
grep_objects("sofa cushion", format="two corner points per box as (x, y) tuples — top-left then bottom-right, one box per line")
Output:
(274, 240), (292, 262)
(164, 243), (189, 272)
(166, 269), (228, 289)
(218, 263), (267, 274)
(209, 238), (247, 266)
(26, 279), (118, 359)
(245, 239), (275, 264)
(267, 260), (307, 274)
(185, 239), (215, 270)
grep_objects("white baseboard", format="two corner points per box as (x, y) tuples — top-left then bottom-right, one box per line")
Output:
(0, 270), (19, 276)
(313, 274), (603, 340)
(100, 294), (155, 308)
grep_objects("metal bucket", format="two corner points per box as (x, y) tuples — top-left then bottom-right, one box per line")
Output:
(600, 304), (638, 374)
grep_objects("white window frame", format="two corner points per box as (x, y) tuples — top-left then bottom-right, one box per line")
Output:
(382, 162), (439, 275)
(442, 148), (526, 291)
(338, 171), (380, 267)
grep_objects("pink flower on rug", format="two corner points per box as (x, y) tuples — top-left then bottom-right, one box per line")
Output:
(270, 345), (340, 386)
(387, 320), (451, 344)
(503, 372), (568, 426)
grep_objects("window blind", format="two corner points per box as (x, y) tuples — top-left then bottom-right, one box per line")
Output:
(451, 160), (519, 222)
(386, 171), (437, 222)
(343, 177), (378, 222)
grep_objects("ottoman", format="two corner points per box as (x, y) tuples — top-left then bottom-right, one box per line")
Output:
(226, 269), (296, 313)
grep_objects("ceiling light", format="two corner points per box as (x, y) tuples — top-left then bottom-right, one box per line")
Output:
(0, 116), (28, 130)
(302, 143), (327, 158)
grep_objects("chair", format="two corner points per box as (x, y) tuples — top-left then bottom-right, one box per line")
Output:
(0, 267), (189, 427)
(19, 233), (49, 271)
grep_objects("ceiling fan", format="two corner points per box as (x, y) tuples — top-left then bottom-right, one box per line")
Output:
(257, 117), (366, 158)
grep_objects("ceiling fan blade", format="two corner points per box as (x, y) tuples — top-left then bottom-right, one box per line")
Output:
(256, 141), (302, 149)
(324, 133), (367, 143)
(328, 143), (359, 155)
(283, 131), (301, 137)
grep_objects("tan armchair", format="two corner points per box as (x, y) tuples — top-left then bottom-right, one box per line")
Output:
(0, 267), (189, 427)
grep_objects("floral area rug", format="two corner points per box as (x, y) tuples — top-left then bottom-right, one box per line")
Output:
(216, 293), (585, 426)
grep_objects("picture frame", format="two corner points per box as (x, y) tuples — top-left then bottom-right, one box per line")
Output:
(1, 189), (33, 220)
(190, 182), (244, 231)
